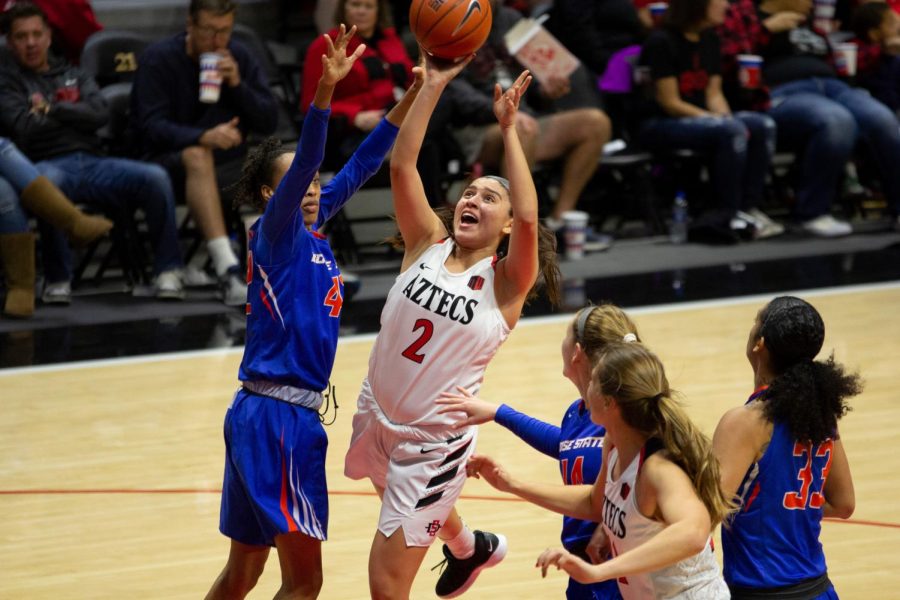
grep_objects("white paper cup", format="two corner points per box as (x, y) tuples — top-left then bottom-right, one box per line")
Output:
(834, 43), (857, 77)
(562, 210), (589, 260)
(199, 52), (223, 104)
(813, 0), (836, 32)
(648, 2), (668, 25)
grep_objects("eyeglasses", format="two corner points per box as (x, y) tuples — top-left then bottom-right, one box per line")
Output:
(192, 24), (233, 38)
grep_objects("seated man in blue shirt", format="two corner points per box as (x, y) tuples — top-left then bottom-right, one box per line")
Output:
(131, 0), (279, 306)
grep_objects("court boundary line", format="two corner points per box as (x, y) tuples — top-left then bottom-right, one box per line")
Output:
(3, 280), (899, 377)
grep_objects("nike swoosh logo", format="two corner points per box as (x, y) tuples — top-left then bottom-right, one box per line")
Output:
(420, 263), (431, 270)
(451, 0), (482, 36)
(487, 539), (493, 552)
(420, 447), (439, 454)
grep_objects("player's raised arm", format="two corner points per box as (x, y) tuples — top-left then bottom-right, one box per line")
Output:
(390, 52), (472, 265)
(493, 71), (540, 316)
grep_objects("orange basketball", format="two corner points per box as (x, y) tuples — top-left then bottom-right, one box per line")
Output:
(409, 0), (493, 60)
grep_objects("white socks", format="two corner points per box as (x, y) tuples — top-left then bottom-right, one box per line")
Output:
(207, 236), (239, 277)
(445, 524), (476, 559)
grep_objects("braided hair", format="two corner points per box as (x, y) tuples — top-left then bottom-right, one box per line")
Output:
(230, 137), (295, 212)
(756, 296), (862, 443)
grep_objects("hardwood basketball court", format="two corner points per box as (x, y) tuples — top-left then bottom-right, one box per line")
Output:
(3, 283), (899, 598)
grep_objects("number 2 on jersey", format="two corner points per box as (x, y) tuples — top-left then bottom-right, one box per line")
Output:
(401, 319), (434, 364)
(783, 439), (834, 510)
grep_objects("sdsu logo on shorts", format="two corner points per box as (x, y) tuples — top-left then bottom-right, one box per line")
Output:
(425, 519), (443, 537)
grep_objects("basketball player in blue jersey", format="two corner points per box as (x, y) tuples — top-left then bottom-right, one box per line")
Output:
(437, 304), (643, 600)
(713, 296), (862, 599)
(469, 343), (734, 598)
(343, 56), (561, 599)
(205, 25), (424, 600)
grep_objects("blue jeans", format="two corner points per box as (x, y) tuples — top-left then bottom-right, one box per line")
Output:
(38, 153), (183, 282)
(0, 177), (29, 234)
(769, 77), (900, 219)
(0, 137), (42, 233)
(638, 112), (776, 214)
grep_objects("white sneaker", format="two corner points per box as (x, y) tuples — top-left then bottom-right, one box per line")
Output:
(42, 281), (72, 305)
(743, 208), (785, 239)
(801, 215), (852, 238)
(154, 269), (185, 300)
(219, 267), (247, 307)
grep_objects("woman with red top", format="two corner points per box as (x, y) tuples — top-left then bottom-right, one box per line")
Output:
(301, 0), (414, 169)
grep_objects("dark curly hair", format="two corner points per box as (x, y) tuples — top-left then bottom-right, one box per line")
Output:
(387, 204), (561, 306)
(757, 296), (862, 444)
(229, 137), (295, 212)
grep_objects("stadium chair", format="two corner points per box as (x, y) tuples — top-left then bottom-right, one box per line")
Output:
(80, 29), (153, 87)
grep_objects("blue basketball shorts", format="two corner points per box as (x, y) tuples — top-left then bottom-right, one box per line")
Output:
(219, 388), (329, 546)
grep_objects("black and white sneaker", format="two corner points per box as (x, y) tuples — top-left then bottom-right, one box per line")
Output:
(434, 530), (507, 598)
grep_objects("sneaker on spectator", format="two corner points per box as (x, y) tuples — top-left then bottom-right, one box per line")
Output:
(801, 215), (852, 238)
(742, 208), (785, 239)
(155, 269), (185, 300)
(219, 265), (247, 307)
(729, 213), (758, 241)
(584, 227), (613, 253)
(434, 530), (507, 598)
(41, 281), (71, 305)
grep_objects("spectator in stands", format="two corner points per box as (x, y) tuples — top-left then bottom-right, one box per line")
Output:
(301, 0), (414, 170)
(852, 1), (900, 116)
(0, 0), (102, 63)
(437, 1), (613, 250)
(131, 0), (278, 306)
(637, 0), (782, 241)
(0, 137), (113, 316)
(757, 0), (900, 235)
(0, 1), (185, 304)
(716, 0), (803, 111)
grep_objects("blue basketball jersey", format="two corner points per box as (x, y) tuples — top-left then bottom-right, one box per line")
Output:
(238, 111), (398, 392)
(496, 400), (621, 600)
(722, 389), (833, 589)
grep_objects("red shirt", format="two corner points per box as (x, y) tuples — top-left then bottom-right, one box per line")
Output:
(300, 27), (413, 126)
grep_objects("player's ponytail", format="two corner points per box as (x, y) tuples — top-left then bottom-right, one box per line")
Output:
(230, 136), (294, 211)
(756, 297), (861, 444)
(594, 343), (735, 526)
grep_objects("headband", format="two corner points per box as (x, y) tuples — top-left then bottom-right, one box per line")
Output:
(483, 175), (510, 191)
(575, 306), (596, 343)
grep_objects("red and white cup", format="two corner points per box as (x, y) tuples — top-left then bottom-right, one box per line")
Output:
(562, 210), (589, 260)
(833, 43), (858, 77)
(813, 0), (837, 32)
(648, 2), (668, 26)
(737, 54), (764, 89)
(199, 52), (223, 104)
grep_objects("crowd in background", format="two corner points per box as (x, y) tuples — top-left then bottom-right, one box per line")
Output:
(0, 0), (899, 318)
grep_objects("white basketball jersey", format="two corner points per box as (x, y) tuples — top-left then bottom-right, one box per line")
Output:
(603, 444), (729, 600)
(366, 240), (510, 426)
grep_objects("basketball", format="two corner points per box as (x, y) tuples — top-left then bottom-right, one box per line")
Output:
(409, 0), (493, 60)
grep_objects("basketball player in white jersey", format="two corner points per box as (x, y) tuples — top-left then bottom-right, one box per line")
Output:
(469, 343), (734, 599)
(344, 57), (560, 599)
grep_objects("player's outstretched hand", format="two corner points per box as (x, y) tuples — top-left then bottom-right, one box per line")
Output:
(436, 386), (499, 429)
(421, 48), (475, 87)
(321, 24), (366, 85)
(536, 547), (602, 584)
(466, 454), (514, 492)
(494, 70), (532, 130)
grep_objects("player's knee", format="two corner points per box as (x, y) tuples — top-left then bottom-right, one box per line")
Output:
(278, 573), (323, 600)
